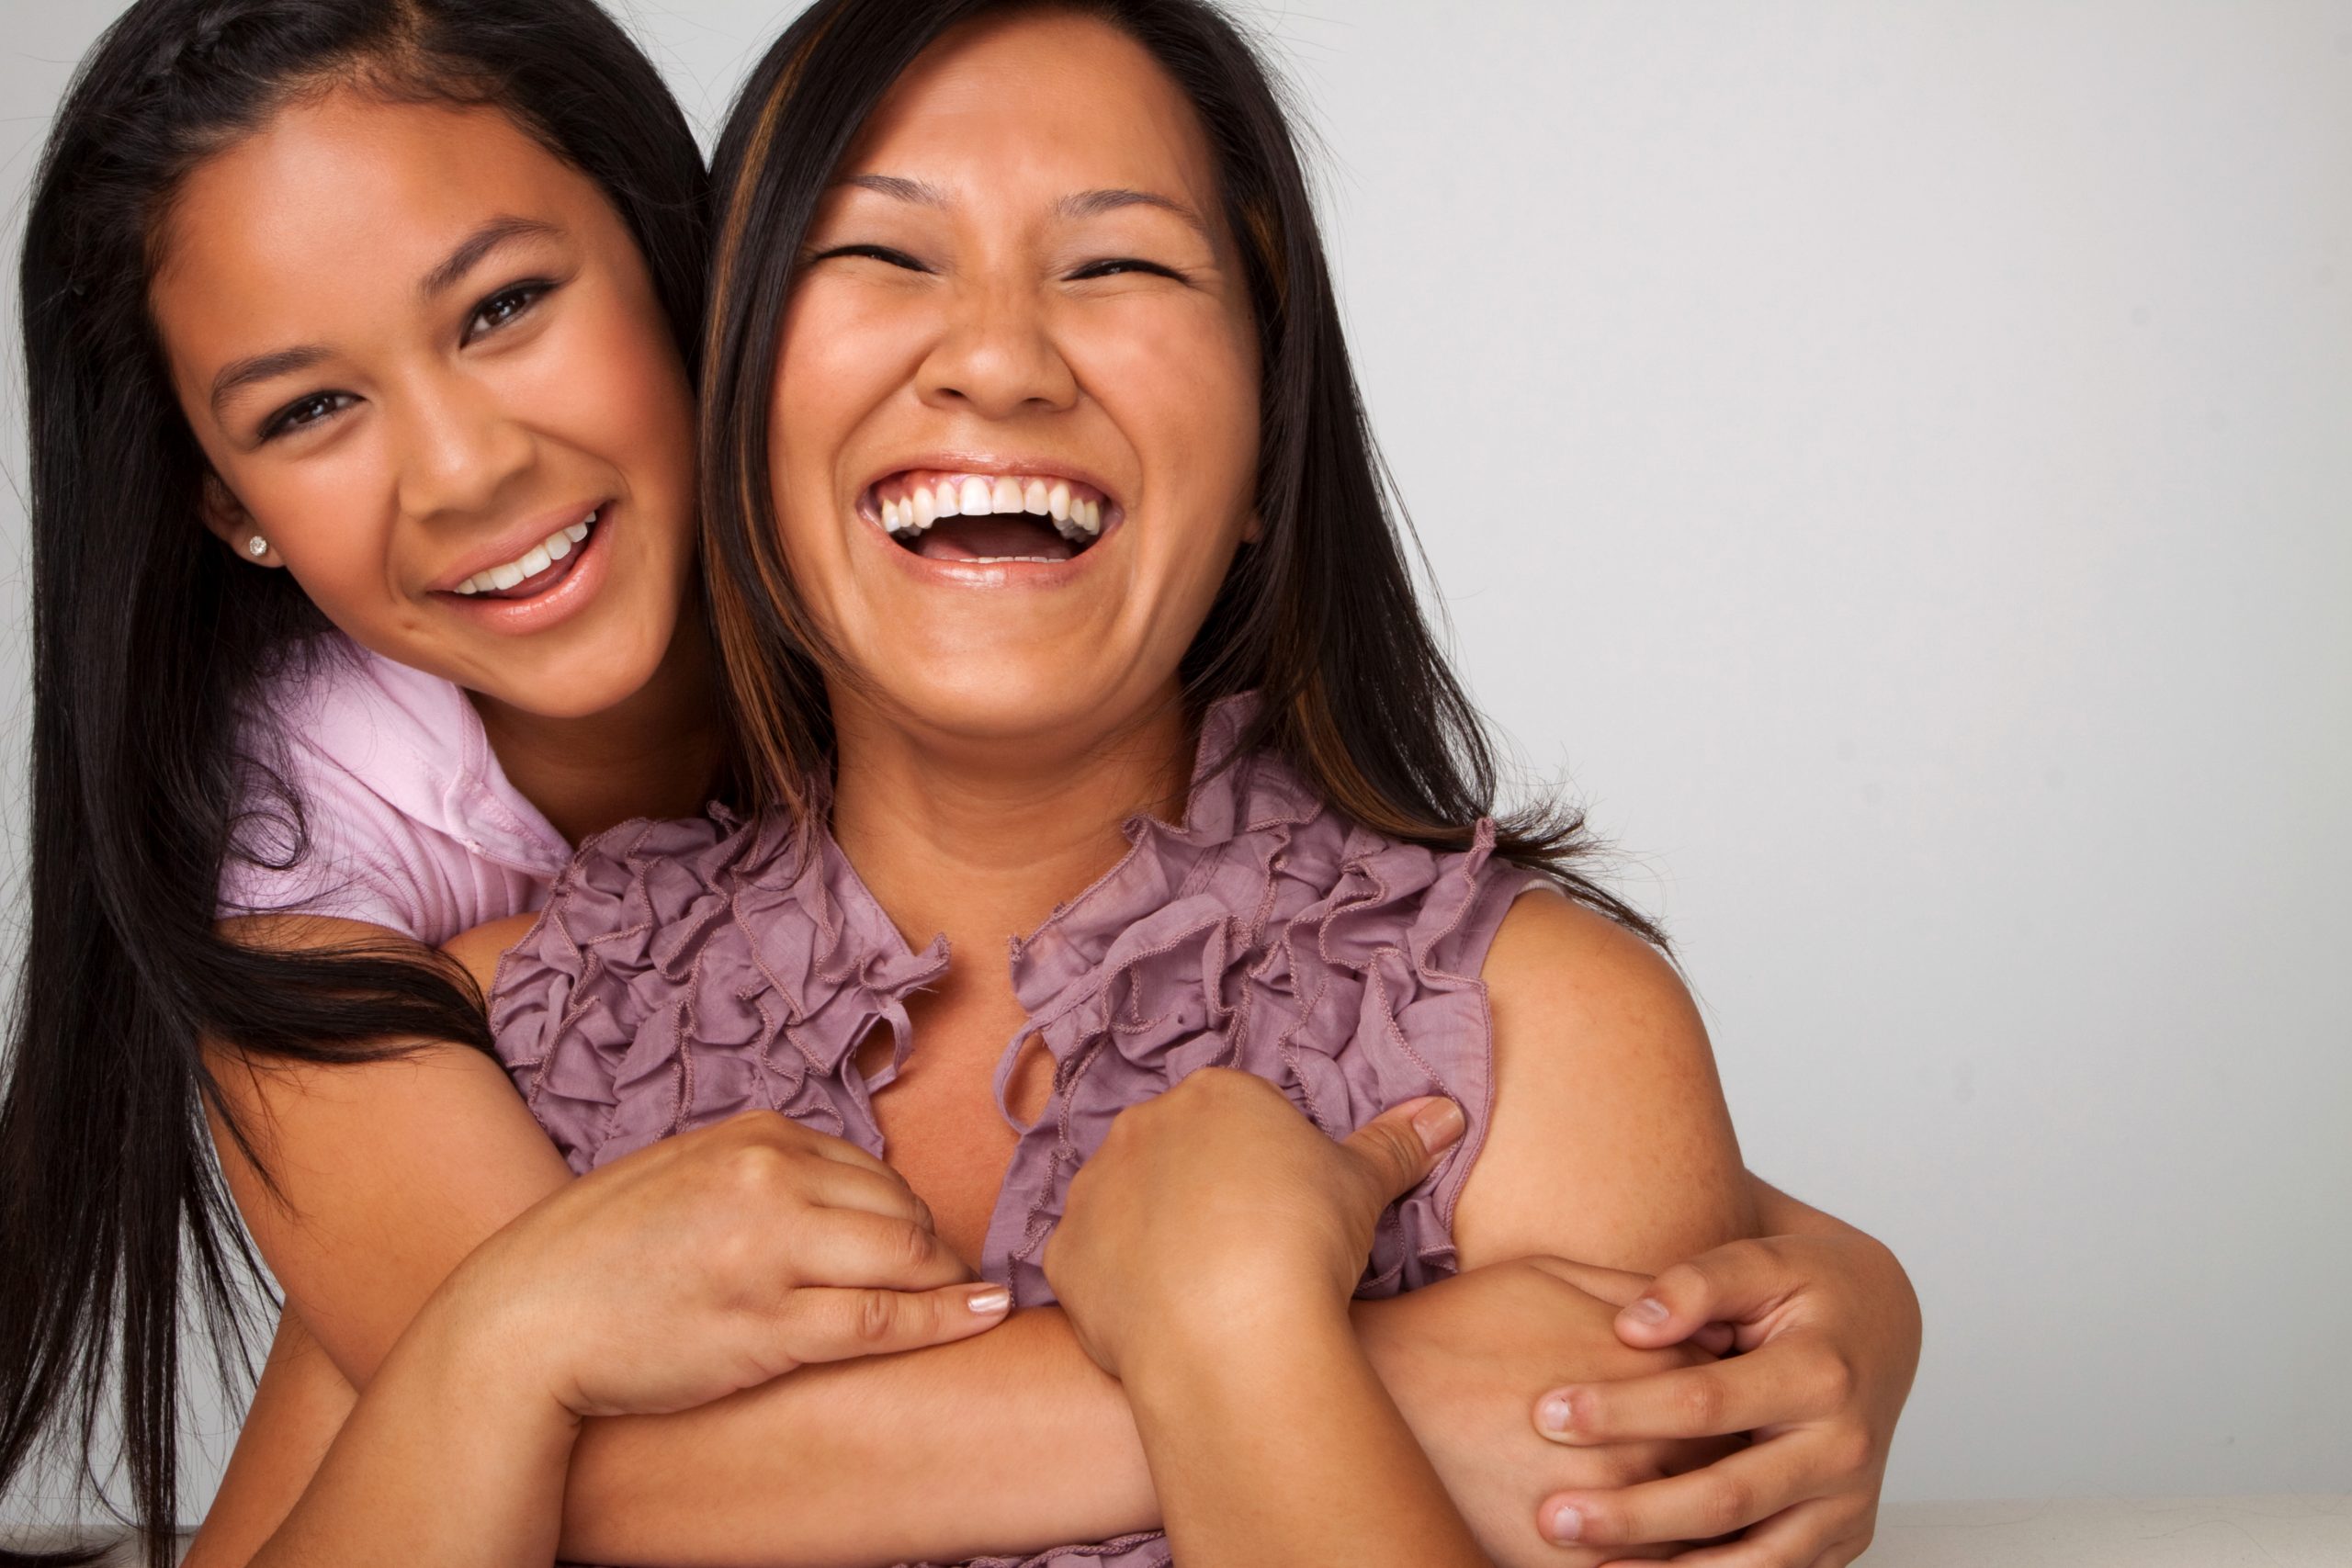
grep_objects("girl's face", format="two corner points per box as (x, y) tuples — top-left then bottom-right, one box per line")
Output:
(150, 91), (697, 721)
(770, 9), (1261, 750)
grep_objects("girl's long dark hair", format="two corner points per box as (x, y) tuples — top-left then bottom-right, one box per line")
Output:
(700, 0), (1660, 939)
(1, 2), (705, 1559)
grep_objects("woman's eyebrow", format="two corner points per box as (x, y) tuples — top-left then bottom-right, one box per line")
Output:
(832, 173), (1210, 247)
(1056, 186), (1212, 246)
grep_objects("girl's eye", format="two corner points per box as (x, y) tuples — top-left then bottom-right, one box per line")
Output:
(1069, 258), (1185, 282)
(809, 244), (931, 273)
(464, 281), (554, 343)
(261, 391), (356, 441)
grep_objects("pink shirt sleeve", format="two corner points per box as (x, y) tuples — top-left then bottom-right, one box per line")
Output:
(216, 638), (569, 946)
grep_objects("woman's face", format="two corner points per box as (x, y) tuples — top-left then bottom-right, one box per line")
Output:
(151, 90), (697, 721)
(771, 8), (1261, 750)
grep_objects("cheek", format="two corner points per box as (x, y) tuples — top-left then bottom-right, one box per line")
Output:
(529, 301), (695, 502)
(1084, 300), (1259, 506)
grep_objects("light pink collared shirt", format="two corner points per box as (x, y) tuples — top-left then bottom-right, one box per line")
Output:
(217, 635), (570, 943)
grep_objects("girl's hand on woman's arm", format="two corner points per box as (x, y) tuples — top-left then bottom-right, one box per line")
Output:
(243, 1109), (1011, 1567)
(1044, 1068), (1488, 1568)
(1525, 1192), (1920, 1568)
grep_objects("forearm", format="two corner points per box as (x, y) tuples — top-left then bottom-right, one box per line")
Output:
(1123, 1307), (1485, 1568)
(252, 1291), (577, 1568)
(560, 1304), (1157, 1568)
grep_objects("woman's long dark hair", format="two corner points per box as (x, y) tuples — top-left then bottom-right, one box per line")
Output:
(700, 0), (1660, 938)
(1, 2), (706, 1559)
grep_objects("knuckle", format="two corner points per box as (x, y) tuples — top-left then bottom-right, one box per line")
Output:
(1675, 1374), (1725, 1428)
(716, 1140), (795, 1201)
(1651, 1258), (1711, 1309)
(1824, 1423), (1876, 1477)
(854, 1289), (899, 1346)
(1697, 1474), (1754, 1536)
(890, 1218), (938, 1271)
(1817, 1352), (1858, 1410)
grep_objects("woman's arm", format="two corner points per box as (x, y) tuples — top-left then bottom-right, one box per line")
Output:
(1045, 1072), (1488, 1568)
(1455, 886), (1757, 1276)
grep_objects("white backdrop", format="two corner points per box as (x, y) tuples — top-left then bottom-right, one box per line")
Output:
(2, 0), (2346, 1524)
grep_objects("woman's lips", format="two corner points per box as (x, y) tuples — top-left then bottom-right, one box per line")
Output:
(864, 468), (1115, 561)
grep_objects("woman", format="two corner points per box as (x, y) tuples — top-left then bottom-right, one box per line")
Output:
(455, 0), (1883, 1562)
(2, 0), (1915, 1563)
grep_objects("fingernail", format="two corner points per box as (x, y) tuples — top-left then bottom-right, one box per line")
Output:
(1411, 1097), (1465, 1154)
(1546, 1504), (1584, 1543)
(1537, 1392), (1574, 1436)
(1625, 1296), (1669, 1325)
(967, 1286), (1011, 1314)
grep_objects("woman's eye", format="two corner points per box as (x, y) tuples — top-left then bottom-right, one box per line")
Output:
(261, 391), (355, 441)
(464, 281), (553, 343)
(1069, 258), (1184, 282)
(809, 244), (931, 273)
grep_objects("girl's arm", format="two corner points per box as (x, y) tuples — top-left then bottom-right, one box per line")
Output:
(220, 1110), (1011, 1568)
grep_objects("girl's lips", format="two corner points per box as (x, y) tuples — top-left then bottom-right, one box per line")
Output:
(439, 505), (616, 633)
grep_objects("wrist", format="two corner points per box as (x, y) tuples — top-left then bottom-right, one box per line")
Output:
(407, 1257), (587, 1443)
(1117, 1280), (1357, 1403)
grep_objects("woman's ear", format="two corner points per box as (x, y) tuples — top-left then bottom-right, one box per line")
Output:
(1240, 509), (1265, 545)
(198, 470), (279, 567)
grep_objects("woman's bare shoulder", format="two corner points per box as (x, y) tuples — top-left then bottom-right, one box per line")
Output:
(442, 911), (545, 991)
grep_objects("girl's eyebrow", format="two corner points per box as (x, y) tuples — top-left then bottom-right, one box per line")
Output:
(209, 216), (564, 419)
(832, 172), (1211, 245)
(210, 344), (330, 419)
(419, 214), (564, 299)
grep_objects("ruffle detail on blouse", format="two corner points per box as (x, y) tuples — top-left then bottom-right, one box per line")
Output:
(984, 694), (1530, 1306)
(492, 809), (946, 1174)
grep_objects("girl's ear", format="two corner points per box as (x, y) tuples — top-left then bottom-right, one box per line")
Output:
(1241, 509), (1264, 545)
(198, 469), (279, 566)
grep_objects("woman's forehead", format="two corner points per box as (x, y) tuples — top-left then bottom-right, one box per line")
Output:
(836, 10), (1227, 231)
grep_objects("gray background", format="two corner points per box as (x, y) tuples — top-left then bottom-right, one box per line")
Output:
(3, 0), (2346, 1527)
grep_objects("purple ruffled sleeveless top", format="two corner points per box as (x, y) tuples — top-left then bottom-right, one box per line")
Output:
(490, 695), (1538, 1568)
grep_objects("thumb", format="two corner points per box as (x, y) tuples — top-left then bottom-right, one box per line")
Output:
(1340, 1096), (1465, 1206)
(1613, 1239), (1802, 1349)
(775, 1281), (1013, 1367)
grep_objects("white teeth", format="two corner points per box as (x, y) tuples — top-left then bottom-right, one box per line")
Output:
(877, 473), (1108, 549)
(455, 513), (595, 595)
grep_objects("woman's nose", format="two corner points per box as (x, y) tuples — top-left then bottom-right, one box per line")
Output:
(391, 378), (537, 524)
(914, 283), (1080, 420)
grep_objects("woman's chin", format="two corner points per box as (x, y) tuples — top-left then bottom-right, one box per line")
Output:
(849, 661), (1165, 757)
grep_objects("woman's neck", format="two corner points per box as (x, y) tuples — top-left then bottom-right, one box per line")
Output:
(828, 690), (1197, 954)
(470, 613), (728, 847)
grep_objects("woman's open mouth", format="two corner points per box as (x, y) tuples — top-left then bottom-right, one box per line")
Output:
(865, 469), (1114, 564)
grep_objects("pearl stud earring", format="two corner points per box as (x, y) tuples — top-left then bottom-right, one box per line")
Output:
(247, 536), (269, 558)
